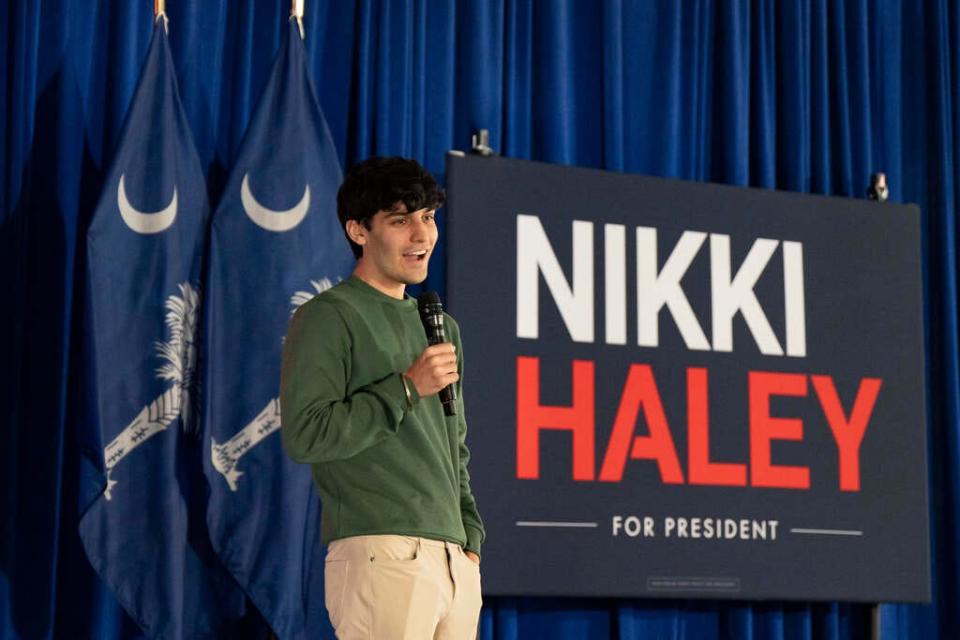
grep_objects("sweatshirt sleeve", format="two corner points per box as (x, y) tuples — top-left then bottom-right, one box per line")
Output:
(280, 299), (414, 464)
(449, 317), (486, 556)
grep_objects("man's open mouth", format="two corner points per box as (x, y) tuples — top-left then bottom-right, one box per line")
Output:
(403, 250), (428, 262)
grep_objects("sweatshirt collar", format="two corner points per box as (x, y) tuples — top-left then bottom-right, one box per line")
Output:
(345, 274), (419, 309)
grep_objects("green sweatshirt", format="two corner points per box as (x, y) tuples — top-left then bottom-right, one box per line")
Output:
(280, 275), (485, 555)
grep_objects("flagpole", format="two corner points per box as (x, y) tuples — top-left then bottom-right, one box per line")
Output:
(291, 0), (305, 39)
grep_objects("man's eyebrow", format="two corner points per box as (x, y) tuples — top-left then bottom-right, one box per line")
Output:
(384, 208), (435, 218)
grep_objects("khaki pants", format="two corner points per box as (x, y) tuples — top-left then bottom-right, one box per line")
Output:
(324, 535), (483, 639)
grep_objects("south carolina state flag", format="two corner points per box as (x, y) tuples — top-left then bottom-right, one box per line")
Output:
(201, 18), (353, 639)
(78, 17), (245, 639)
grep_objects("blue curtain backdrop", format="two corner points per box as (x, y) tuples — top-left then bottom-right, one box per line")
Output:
(2, 0), (958, 638)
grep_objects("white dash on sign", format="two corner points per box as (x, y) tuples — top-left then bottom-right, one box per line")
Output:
(790, 528), (863, 536)
(515, 521), (599, 528)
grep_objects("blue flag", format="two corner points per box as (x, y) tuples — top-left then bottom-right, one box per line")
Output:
(78, 19), (246, 638)
(202, 18), (353, 638)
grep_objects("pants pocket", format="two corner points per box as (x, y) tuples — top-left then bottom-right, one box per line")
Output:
(367, 535), (422, 565)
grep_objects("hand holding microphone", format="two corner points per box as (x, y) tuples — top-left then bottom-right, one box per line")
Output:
(402, 291), (459, 416)
(404, 343), (458, 399)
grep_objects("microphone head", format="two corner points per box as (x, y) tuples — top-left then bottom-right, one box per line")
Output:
(417, 291), (445, 335)
(417, 290), (442, 308)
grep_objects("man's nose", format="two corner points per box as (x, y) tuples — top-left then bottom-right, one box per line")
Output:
(409, 217), (429, 242)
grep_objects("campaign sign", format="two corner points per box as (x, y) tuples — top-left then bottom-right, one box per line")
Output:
(445, 154), (929, 602)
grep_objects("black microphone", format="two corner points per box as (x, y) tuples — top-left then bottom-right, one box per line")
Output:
(417, 291), (458, 416)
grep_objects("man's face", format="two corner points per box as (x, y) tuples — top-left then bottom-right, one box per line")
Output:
(354, 205), (438, 287)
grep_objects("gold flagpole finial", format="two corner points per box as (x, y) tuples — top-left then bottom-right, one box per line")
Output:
(291, 0), (305, 39)
(154, 0), (169, 33)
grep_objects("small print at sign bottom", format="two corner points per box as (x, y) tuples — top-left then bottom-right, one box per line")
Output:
(647, 576), (741, 593)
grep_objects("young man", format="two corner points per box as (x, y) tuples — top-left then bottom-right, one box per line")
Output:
(280, 157), (484, 639)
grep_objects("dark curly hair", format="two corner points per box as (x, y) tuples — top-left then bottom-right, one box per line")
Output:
(336, 156), (446, 259)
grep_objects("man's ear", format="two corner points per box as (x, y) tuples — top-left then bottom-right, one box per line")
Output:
(346, 220), (367, 247)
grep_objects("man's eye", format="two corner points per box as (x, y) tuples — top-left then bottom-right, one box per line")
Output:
(424, 214), (435, 222)
(392, 218), (406, 225)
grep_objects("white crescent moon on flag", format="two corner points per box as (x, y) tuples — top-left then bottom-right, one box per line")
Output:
(117, 174), (178, 234)
(241, 173), (310, 232)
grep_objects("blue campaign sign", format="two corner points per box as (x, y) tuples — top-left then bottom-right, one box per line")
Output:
(201, 18), (354, 638)
(78, 20), (245, 638)
(445, 154), (930, 602)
